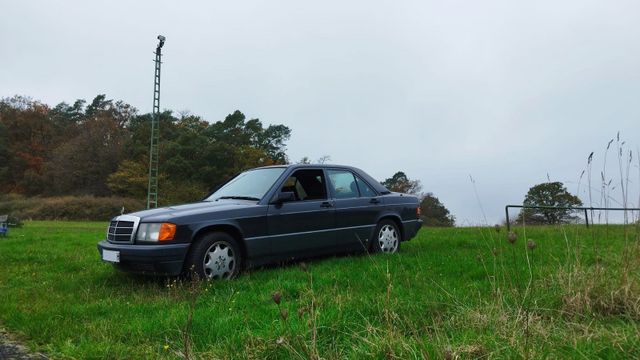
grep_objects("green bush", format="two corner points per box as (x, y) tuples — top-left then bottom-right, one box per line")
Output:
(0, 194), (145, 221)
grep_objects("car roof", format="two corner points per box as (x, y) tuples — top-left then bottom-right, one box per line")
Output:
(254, 164), (358, 170)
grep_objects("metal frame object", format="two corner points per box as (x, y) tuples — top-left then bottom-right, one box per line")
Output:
(0, 215), (8, 237)
(147, 35), (165, 209)
(505, 205), (640, 231)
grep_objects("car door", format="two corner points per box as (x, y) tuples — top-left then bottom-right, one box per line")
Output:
(326, 169), (381, 249)
(267, 169), (336, 256)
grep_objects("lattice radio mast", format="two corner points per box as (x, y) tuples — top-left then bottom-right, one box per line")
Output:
(147, 35), (165, 209)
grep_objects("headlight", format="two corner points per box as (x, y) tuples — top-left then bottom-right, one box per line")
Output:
(136, 223), (176, 242)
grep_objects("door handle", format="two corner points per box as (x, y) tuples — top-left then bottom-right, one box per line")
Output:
(321, 201), (333, 208)
(370, 198), (380, 204)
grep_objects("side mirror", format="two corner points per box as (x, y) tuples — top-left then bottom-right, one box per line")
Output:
(274, 191), (296, 204)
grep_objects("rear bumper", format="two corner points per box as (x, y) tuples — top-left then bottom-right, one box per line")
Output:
(97, 240), (190, 276)
(403, 219), (422, 241)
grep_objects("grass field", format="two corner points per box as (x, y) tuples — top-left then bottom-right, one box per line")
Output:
(0, 221), (638, 359)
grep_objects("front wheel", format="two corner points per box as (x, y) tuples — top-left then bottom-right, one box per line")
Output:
(371, 219), (401, 253)
(185, 232), (242, 280)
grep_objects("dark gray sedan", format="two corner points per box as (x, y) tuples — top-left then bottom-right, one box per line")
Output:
(97, 164), (423, 279)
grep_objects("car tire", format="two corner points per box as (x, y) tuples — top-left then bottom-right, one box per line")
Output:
(370, 219), (401, 254)
(184, 232), (242, 280)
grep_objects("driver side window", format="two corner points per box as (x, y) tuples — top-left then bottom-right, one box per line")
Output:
(280, 169), (327, 201)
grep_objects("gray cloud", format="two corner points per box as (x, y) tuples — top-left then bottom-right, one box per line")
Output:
(2, 0), (639, 223)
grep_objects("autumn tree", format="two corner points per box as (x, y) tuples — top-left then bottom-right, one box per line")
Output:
(0, 96), (53, 193)
(0, 121), (9, 185)
(45, 118), (126, 195)
(1, 94), (292, 206)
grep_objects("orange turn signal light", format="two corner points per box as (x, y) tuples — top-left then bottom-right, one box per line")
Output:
(159, 223), (177, 241)
(416, 207), (421, 216)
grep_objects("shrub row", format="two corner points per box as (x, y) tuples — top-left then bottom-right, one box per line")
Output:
(0, 194), (145, 221)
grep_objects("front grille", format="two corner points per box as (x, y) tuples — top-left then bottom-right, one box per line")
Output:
(107, 220), (135, 242)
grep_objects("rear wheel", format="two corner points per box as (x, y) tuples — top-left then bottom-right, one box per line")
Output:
(371, 219), (401, 253)
(185, 232), (242, 280)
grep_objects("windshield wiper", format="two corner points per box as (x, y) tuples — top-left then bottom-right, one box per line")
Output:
(216, 196), (260, 201)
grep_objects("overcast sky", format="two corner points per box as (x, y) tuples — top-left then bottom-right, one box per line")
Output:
(2, 0), (639, 224)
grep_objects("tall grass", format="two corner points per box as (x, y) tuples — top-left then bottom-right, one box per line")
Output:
(462, 134), (640, 358)
(0, 222), (638, 358)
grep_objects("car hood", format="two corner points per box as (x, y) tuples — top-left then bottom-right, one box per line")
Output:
(122, 200), (257, 223)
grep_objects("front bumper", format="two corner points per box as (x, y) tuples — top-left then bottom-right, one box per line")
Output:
(97, 240), (190, 276)
(403, 219), (423, 241)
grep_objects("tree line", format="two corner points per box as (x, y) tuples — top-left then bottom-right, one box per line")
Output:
(1, 94), (586, 227)
(0, 95), (460, 225)
(0, 95), (291, 205)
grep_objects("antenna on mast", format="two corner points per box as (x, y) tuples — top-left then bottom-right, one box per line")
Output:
(147, 35), (165, 209)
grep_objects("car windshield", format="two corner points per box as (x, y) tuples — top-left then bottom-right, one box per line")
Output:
(205, 167), (286, 201)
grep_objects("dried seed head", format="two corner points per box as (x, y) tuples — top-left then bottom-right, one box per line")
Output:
(507, 231), (517, 244)
(494, 224), (501, 233)
(443, 348), (453, 360)
(297, 307), (306, 318)
(527, 239), (537, 250)
(492, 248), (498, 257)
(280, 309), (289, 321)
(300, 262), (308, 272)
(476, 254), (482, 262)
(276, 336), (285, 345)
(272, 291), (282, 305)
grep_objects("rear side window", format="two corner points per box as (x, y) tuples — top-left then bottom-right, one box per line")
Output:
(327, 170), (359, 199)
(355, 176), (377, 197)
(280, 169), (327, 201)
